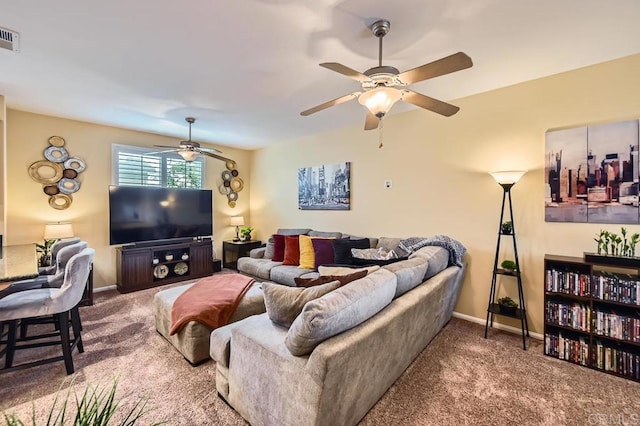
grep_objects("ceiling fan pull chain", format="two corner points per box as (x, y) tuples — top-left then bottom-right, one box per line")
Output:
(378, 117), (384, 149)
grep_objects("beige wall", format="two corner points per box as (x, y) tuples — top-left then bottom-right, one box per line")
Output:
(250, 53), (640, 334)
(1, 95), (5, 242)
(5, 110), (251, 288)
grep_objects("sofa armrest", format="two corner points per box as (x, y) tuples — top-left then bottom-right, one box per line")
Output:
(249, 247), (266, 258)
(210, 323), (236, 368)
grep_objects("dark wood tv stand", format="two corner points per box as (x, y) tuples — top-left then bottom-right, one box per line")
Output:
(116, 239), (214, 293)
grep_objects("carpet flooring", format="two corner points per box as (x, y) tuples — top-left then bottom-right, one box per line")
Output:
(1, 279), (639, 425)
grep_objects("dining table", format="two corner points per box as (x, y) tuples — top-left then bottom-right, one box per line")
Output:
(0, 244), (40, 298)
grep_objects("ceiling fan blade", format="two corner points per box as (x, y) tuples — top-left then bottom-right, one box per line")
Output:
(153, 145), (180, 149)
(199, 146), (222, 154)
(300, 92), (360, 116)
(364, 112), (379, 130)
(319, 63), (373, 84)
(397, 52), (473, 85)
(402, 90), (460, 117)
(200, 151), (237, 165)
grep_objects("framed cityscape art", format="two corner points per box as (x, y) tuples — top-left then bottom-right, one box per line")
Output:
(545, 119), (639, 223)
(298, 162), (350, 210)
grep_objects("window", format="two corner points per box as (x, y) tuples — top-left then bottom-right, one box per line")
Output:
(112, 144), (205, 188)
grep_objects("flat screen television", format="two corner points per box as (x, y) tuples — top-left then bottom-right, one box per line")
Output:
(109, 185), (213, 246)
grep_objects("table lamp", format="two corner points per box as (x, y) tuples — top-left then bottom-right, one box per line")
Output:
(230, 216), (244, 242)
(44, 222), (75, 240)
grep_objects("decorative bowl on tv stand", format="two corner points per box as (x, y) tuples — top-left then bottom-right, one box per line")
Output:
(165, 254), (174, 261)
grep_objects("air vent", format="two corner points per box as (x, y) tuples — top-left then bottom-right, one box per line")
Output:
(0, 27), (19, 52)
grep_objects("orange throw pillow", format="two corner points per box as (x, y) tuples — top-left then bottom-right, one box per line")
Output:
(283, 235), (301, 265)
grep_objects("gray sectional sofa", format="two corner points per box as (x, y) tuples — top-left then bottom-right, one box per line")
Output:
(211, 229), (466, 425)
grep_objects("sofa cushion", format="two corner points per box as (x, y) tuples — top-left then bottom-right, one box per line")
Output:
(237, 257), (282, 280)
(263, 280), (341, 328)
(272, 234), (286, 262)
(263, 237), (275, 259)
(294, 269), (368, 288)
(276, 228), (312, 236)
(298, 235), (315, 269)
(283, 235), (301, 266)
(318, 265), (380, 276)
(308, 230), (342, 239)
(409, 246), (450, 280)
(382, 257), (430, 298)
(269, 265), (315, 287)
(285, 268), (397, 356)
(332, 238), (370, 265)
(312, 238), (335, 269)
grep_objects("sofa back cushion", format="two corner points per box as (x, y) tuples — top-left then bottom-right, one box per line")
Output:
(382, 257), (430, 298)
(409, 246), (450, 280)
(276, 228), (312, 236)
(308, 230), (342, 239)
(284, 268), (397, 356)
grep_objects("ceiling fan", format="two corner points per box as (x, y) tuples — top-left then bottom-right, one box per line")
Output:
(300, 19), (473, 130)
(154, 117), (236, 166)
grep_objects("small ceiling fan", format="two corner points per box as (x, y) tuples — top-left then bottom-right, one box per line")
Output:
(154, 117), (236, 165)
(301, 19), (473, 130)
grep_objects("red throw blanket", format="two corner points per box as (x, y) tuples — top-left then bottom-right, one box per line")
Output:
(169, 274), (255, 335)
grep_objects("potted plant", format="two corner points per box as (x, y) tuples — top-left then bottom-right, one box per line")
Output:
(501, 221), (513, 235)
(497, 296), (518, 315)
(239, 226), (254, 241)
(500, 259), (517, 273)
(35, 239), (56, 267)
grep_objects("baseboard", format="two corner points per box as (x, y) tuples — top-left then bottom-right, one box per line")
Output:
(452, 311), (543, 340)
(94, 284), (117, 293)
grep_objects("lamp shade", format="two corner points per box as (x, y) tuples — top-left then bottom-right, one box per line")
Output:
(230, 216), (245, 227)
(44, 222), (74, 240)
(178, 149), (199, 162)
(358, 87), (402, 117)
(489, 171), (526, 185)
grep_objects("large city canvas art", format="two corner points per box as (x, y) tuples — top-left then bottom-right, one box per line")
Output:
(545, 120), (640, 223)
(298, 162), (350, 210)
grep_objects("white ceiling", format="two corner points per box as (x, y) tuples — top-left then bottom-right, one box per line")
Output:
(2, 0), (640, 150)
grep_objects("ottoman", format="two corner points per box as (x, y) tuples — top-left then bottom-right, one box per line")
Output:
(154, 280), (265, 365)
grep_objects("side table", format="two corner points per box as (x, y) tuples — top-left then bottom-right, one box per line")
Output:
(222, 240), (262, 270)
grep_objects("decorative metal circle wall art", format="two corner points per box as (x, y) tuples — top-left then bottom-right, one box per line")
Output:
(220, 162), (243, 208)
(28, 136), (86, 210)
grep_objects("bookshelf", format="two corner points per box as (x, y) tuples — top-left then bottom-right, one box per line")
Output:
(544, 254), (640, 382)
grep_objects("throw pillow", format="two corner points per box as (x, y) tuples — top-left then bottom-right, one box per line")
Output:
(298, 235), (315, 269)
(332, 238), (370, 265)
(263, 236), (275, 259)
(283, 235), (301, 265)
(312, 238), (335, 269)
(294, 270), (368, 288)
(318, 264), (380, 276)
(262, 280), (341, 328)
(272, 234), (286, 262)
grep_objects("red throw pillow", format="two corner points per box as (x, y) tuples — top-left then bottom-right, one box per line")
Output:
(283, 235), (301, 265)
(272, 234), (286, 262)
(312, 238), (335, 269)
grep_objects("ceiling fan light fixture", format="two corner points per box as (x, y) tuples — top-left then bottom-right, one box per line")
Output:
(358, 87), (402, 118)
(178, 149), (199, 162)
